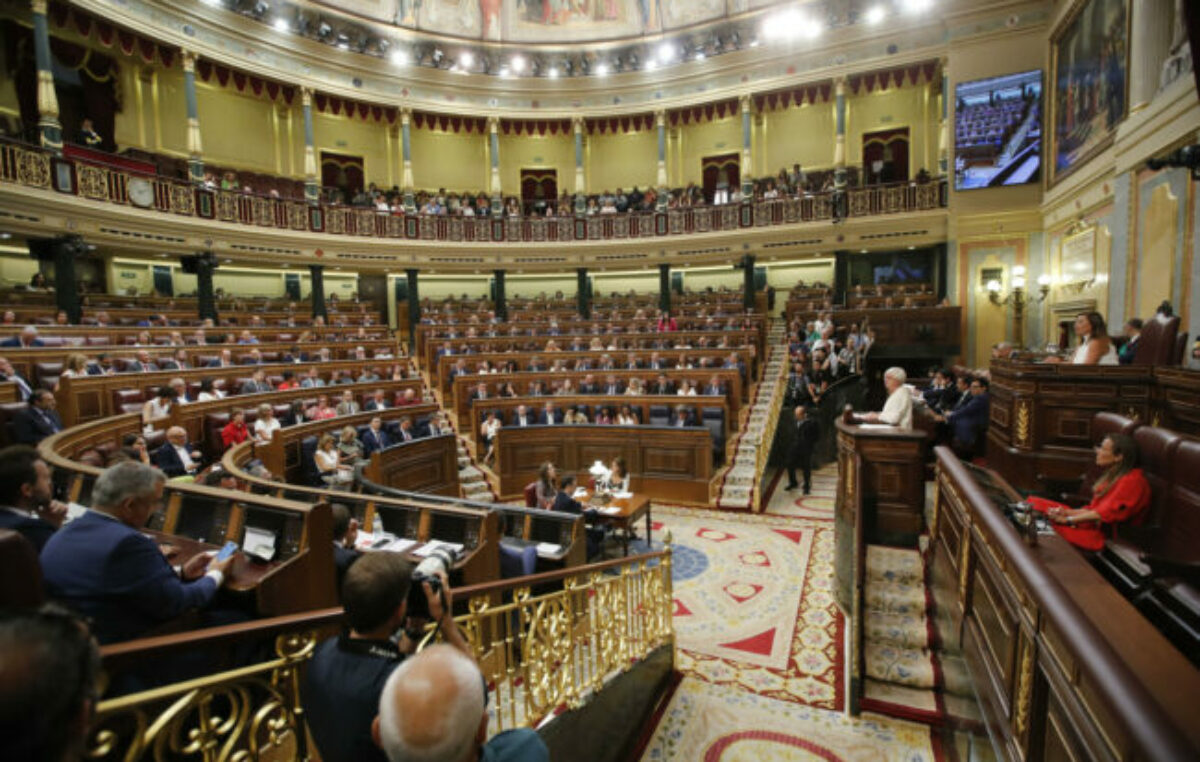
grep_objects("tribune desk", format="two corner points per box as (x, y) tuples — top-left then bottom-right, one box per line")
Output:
(574, 491), (652, 558)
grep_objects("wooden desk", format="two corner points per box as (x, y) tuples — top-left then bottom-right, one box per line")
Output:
(362, 434), (460, 496)
(929, 446), (1200, 761)
(581, 492), (652, 557)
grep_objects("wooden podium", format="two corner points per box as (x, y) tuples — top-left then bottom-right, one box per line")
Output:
(834, 408), (928, 713)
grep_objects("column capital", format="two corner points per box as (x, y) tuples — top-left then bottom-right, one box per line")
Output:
(572, 115), (585, 133)
(401, 107), (412, 125)
(301, 87), (314, 107)
(181, 49), (197, 73)
(31, 0), (48, 15)
(739, 93), (752, 112)
(655, 110), (666, 127)
(835, 77), (846, 96)
(487, 115), (500, 133)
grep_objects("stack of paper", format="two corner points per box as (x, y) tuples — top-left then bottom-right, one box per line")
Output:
(414, 540), (464, 557)
(535, 542), (563, 557)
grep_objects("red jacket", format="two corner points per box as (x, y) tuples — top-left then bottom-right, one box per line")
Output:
(221, 420), (249, 449)
(1031, 468), (1151, 552)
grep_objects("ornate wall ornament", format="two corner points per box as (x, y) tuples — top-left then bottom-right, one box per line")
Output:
(1012, 631), (1036, 739)
(957, 527), (972, 603)
(1014, 398), (1032, 448)
(77, 165), (110, 201)
(169, 184), (196, 216)
(16, 149), (51, 188)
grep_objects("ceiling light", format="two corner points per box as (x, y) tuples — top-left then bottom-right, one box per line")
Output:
(865, 5), (887, 24)
(644, 58), (658, 72)
(547, 66), (559, 78)
(656, 43), (675, 64)
(694, 51), (706, 61)
(511, 55), (526, 73)
(390, 50), (408, 65)
(273, 17), (289, 32)
(460, 51), (474, 68)
(904, 0), (933, 13)
(499, 66), (512, 78)
(595, 62), (610, 76)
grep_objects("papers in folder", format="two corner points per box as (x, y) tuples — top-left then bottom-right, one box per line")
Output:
(612, 491), (633, 499)
(414, 540), (464, 557)
(573, 488), (589, 499)
(243, 526), (277, 561)
(535, 542), (563, 557)
(598, 506), (622, 515)
(380, 537), (418, 554)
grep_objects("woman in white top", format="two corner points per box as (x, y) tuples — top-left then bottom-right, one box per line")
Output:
(254, 403), (281, 443)
(1052, 312), (1119, 366)
(315, 433), (352, 485)
(480, 411), (502, 464)
(676, 380), (697, 396)
(61, 353), (91, 378)
(196, 378), (225, 402)
(603, 456), (631, 493)
(616, 405), (639, 426)
(142, 387), (176, 431)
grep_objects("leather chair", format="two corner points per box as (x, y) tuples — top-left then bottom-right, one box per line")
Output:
(204, 412), (231, 461)
(1175, 332), (1189, 366)
(1133, 312), (1181, 366)
(523, 482), (538, 508)
(0, 530), (44, 608)
(701, 407), (726, 465)
(34, 362), (63, 388)
(1053, 412), (1142, 506)
(499, 543), (538, 579)
(300, 435), (322, 486)
(111, 388), (145, 411)
(648, 405), (669, 427)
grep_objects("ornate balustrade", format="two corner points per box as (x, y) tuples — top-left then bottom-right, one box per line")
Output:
(88, 546), (674, 760)
(1, 138), (948, 246)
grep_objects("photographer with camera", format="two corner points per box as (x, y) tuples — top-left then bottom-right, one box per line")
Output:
(304, 552), (471, 762)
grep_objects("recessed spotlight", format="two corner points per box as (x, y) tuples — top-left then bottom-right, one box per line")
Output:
(460, 51), (474, 68)
(595, 62), (610, 76)
(273, 17), (289, 32)
(865, 5), (887, 24)
(657, 43), (675, 64)
(499, 66), (512, 78)
(644, 58), (658, 72)
(547, 66), (560, 78)
(904, 0), (933, 13)
(511, 55), (526, 73)
(694, 51), (706, 61)
(390, 50), (408, 65)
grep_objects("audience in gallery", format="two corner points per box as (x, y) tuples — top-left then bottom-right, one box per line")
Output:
(1027, 434), (1151, 552)
(303, 552), (476, 762)
(0, 445), (69, 552)
(39, 462), (237, 644)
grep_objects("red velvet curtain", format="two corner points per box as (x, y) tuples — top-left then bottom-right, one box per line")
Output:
(520, 170), (557, 213)
(862, 128), (910, 184)
(320, 152), (365, 197)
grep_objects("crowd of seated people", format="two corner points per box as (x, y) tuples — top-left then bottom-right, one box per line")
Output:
(311, 413), (444, 487)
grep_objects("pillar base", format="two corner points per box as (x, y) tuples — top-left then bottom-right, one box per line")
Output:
(305, 180), (321, 204)
(492, 193), (504, 218)
(741, 179), (754, 200)
(574, 194), (587, 215)
(188, 157), (206, 184)
(656, 187), (669, 211)
(38, 118), (62, 155)
(404, 189), (416, 214)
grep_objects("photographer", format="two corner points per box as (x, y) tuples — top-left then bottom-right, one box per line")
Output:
(304, 553), (471, 762)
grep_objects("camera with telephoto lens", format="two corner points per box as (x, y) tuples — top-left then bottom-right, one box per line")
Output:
(407, 547), (456, 621)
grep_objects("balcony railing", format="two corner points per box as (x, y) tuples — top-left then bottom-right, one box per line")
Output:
(1, 139), (948, 245)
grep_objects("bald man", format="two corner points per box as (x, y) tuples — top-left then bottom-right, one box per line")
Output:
(373, 645), (548, 762)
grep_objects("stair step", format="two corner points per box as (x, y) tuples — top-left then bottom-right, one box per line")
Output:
(866, 545), (924, 586)
(864, 643), (936, 689)
(865, 611), (929, 649)
(864, 582), (927, 616)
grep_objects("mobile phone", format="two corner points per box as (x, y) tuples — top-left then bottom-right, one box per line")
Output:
(215, 541), (239, 562)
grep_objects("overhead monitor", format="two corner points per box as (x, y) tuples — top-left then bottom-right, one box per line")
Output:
(954, 70), (1043, 190)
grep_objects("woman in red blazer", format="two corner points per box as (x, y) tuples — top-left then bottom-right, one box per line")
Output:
(221, 409), (250, 450)
(1028, 433), (1151, 552)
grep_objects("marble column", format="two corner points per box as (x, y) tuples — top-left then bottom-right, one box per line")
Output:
(401, 108), (415, 212)
(488, 116), (502, 217)
(31, 0), (61, 153)
(302, 88), (319, 203)
(182, 50), (204, 183)
(833, 78), (847, 190)
(405, 269), (420, 345)
(740, 94), (753, 198)
(656, 110), (668, 210)
(741, 254), (756, 312)
(938, 61), (949, 177)
(1129, 0), (1175, 108)
(573, 116), (586, 214)
(493, 269), (507, 321)
(659, 263), (671, 313)
(310, 264), (327, 320)
(577, 267), (590, 319)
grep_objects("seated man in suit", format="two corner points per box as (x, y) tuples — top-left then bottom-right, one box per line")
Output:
(0, 445), (68, 551)
(602, 374), (624, 395)
(153, 426), (205, 479)
(301, 367), (326, 388)
(330, 503), (361, 592)
(239, 370), (273, 395)
(703, 375), (724, 397)
(1, 325), (45, 348)
(935, 377), (990, 455)
(160, 349), (191, 371)
(208, 349), (235, 368)
(422, 416), (446, 438)
(921, 368), (955, 410)
(540, 401), (560, 425)
(361, 416), (392, 456)
(365, 389), (391, 411)
(241, 349), (265, 366)
(395, 416), (418, 443)
(552, 474), (604, 560)
(511, 404), (534, 427)
(669, 404), (694, 427)
(284, 345), (309, 363)
(129, 350), (159, 374)
(0, 356), (34, 400)
(40, 462), (236, 644)
(336, 390), (361, 416)
(650, 373), (675, 396)
(577, 374), (599, 394)
(11, 390), (63, 445)
(356, 367), (381, 384)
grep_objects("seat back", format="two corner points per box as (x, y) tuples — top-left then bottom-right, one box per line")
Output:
(1133, 312), (1182, 366)
(1132, 426), (1184, 530)
(1165, 439), (1200, 555)
(0, 529), (44, 609)
(300, 435), (322, 486)
(523, 482), (538, 508)
(648, 405), (669, 426)
(1175, 331), (1189, 366)
(499, 543), (538, 578)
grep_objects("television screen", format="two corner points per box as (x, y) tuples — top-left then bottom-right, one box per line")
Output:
(954, 70), (1043, 190)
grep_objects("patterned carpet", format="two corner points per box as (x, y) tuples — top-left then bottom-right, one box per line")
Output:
(640, 678), (938, 762)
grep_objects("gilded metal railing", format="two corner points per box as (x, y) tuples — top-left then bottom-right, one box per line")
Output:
(87, 545), (674, 761)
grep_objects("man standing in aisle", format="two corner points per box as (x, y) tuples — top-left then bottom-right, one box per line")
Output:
(784, 405), (818, 495)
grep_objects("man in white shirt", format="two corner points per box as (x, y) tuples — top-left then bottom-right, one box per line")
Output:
(864, 367), (913, 429)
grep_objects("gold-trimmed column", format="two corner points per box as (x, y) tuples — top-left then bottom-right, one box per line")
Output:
(938, 60), (949, 177)
(488, 115), (502, 216)
(301, 87), (319, 203)
(740, 94), (753, 198)
(181, 50), (204, 182)
(400, 107), (415, 212)
(573, 115), (586, 214)
(833, 77), (847, 190)
(31, 0), (62, 153)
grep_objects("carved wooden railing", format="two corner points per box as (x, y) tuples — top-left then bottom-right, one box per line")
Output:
(1, 138), (947, 245)
(87, 545), (675, 760)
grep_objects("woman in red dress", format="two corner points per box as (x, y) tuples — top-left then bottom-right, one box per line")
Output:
(221, 409), (250, 450)
(1028, 433), (1151, 552)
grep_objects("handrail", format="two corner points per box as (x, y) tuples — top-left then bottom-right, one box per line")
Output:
(936, 447), (1197, 761)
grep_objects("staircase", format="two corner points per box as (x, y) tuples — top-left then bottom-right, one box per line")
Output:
(716, 318), (789, 509)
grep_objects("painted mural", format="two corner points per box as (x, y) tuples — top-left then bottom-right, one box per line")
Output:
(323, 0), (781, 41)
(1050, 0), (1128, 185)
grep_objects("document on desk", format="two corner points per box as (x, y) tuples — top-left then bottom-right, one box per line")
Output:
(598, 506), (622, 515)
(381, 537), (418, 554)
(243, 526), (277, 561)
(414, 540), (464, 557)
(535, 542), (563, 557)
(612, 491), (633, 499)
(857, 423), (898, 430)
(573, 488), (589, 499)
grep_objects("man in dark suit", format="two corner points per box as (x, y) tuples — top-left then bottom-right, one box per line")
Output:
(540, 402), (560, 425)
(365, 390), (391, 411)
(512, 405), (534, 427)
(0, 357), (33, 400)
(0, 445), (68, 551)
(152, 427), (204, 479)
(39, 461), (235, 643)
(937, 377), (991, 455)
(942, 375), (971, 415)
(922, 369), (956, 412)
(650, 374), (675, 396)
(669, 405), (694, 427)
(159, 349), (190, 371)
(330, 503), (360, 591)
(785, 406), (819, 494)
(624, 354), (643, 370)
(422, 417), (446, 438)
(0, 325), (45, 348)
(703, 377), (724, 397)
(578, 375), (599, 394)
(396, 417), (417, 443)
(551, 475), (604, 560)
(11, 390), (63, 445)
(239, 370), (273, 395)
(361, 417), (391, 456)
(284, 345), (310, 363)
(602, 374), (624, 395)
(128, 350), (159, 374)
(208, 349), (235, 368)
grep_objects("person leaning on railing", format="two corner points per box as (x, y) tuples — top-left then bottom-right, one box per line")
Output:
(303, 552), (473, 762)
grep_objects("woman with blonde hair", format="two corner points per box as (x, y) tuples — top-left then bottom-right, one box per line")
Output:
(253, 403), (281, 443)
(315, 433), (353, 485)
(338, 425), (365, 464)
(61, 353), (90, 378)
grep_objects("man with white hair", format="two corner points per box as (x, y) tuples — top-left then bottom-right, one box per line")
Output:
(373, 644), (548, 762)
(864, 366), (913, 429)
(0, 325), (44, 347)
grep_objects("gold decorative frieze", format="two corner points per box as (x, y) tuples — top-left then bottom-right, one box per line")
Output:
(16, 150), (51, 188)
(76, 165), (110, 201)
(169, 185), (195, 216)
(1014, 398), (1032, 449)
(1013, 630), (1036, 739)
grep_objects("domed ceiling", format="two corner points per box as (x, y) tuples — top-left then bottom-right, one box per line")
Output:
(313, 0), (789, 45)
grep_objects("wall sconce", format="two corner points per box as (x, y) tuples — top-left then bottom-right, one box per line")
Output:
(987, 266), (1051, 307)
